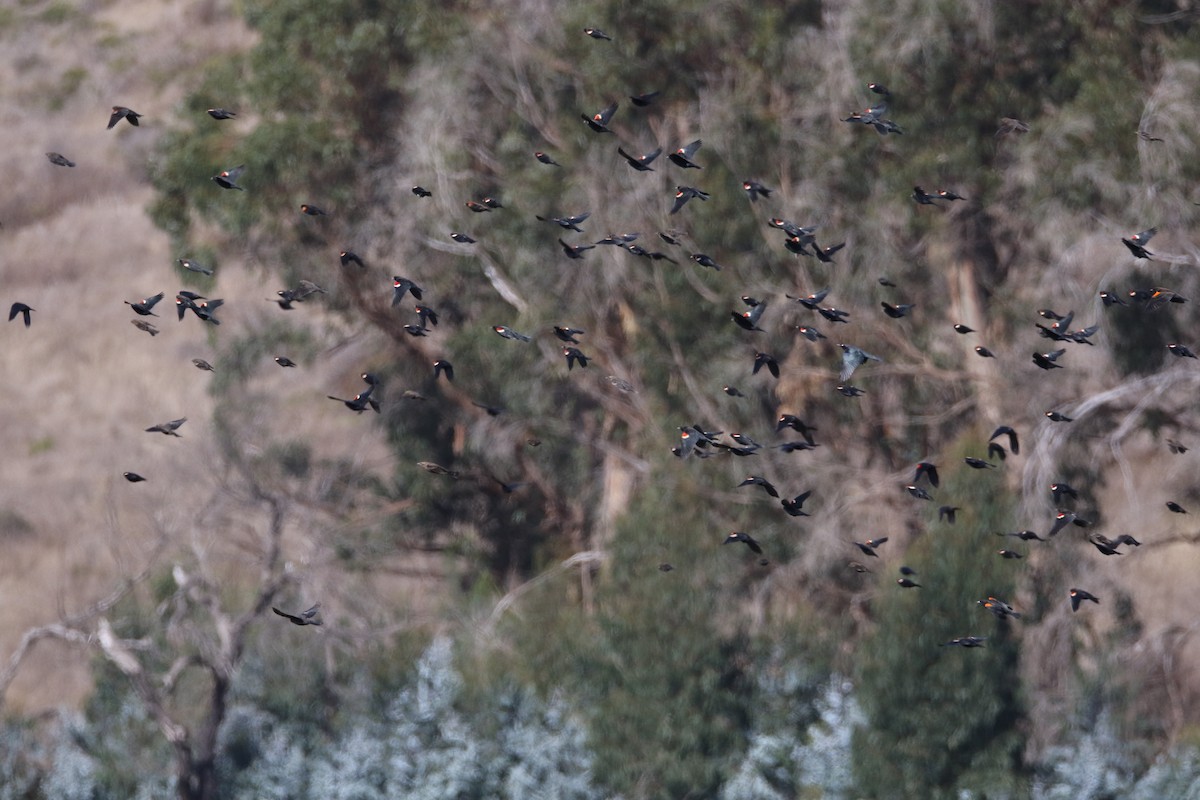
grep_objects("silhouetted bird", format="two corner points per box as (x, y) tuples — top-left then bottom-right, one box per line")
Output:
(724, 531), (763, 554)
(997, 549), (1024, 559)
(433, 360), (454, 381)
(8, 303), (34, 327)
(126, 292), (164, 316)
(912, 186), (941, 205)
(914, 461), (940, 487)
(743, 180), (772, 202)
(979, 597), (1021, 620)
(905, 485), (933, 501)
(207, 108), (236, 119)
(1045, 411), (1074, 422)
(630, 91), (660, 107)
(558, 239), (595, 259)
(723, 386), (744, 397)
(192, 359), (214, 371)
(617, 146), (661, 171)
(392, 277), (423, 305)
(563, 347), (589, 370)
(668, 140), (703, 169)
(838, 344), (882, 382)
(813, 240), (846, 263)
(300, 204), (327, 216)
(553, 326), (585, 344)
(670, 186), (709, 214)
(938, 505), (960, 523)
(1121, 227), (1156, 259)
(1032, 349), (1066, 369)
(212, 164), (245, 190)
(534, 151), (560, 166)
(178, 258), (212, 275)
(975, 346), (995, 358)
(753, 352), (780, 378)
(493, 325), (531, 342)
(412, 186), (432, 197)
(781, 491), (812, 517)
(1168, 439), (1188, 454)
(691, 253), (722, 270)
(274, 357), (297, 368)
(123, 472), (146, 483)
(418, 461), (459, 478)
(964, 457), (995, 470)
(852, 537), (888, 557)
(1099, 291), (1126, 307)
(897, 578), (921, 588)
(538, 212), (590, 232)
(1167, 501), (1187, 514)
(46, 152), (75, 167)
(1069, 588), (1099, 612)
(582, 101), (618, 133)
(449, 232), (476, 244)
(942, 636), (987, 648)
(989, 426), (1019, 455)
(738, 476), (778, 498)
(1167, 343), (1197, 358)
(881, 302), (915, 318)
(145, 417), (186, 436)
(131, 320), (159, 336)
(937, 189), (966, 201)
(584, 27), (612, 40)
(107, 106), (141, 129)
(272, 604), (322, 626)
(954, 324), (974, 334)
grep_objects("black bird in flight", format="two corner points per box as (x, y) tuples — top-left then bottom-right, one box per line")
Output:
(207, 108), (236, 119)
(412, 186), (432, 197)
(538, 212), (591, 232)
(107, 106), (141, 129)
(838, 344), (882, 382)
(852, 537), (888, 557)
(938, 505), (960, 523)
(1045, 411), (1074, 422)
(954, 323), (974, 334)
(8, 302), (34, 327)
(668, 140), (703, 169)
(553, 326), (585, 344)
(941, 636), (987, 648)
(742, 180), (772, 202)
(125, 292), (164, 316)
(753, 352), (780, 378)
(975, 346), (995, 358)
(1167, 343), (1197, 358)
(990, 425), (1019, 455)
(534, 151), (560, 166)
(272, 603), (323, 626)
(123, 472), (146, 483)
(724, 531), (763, 554)
(433, 359), (454, 381)
(340, 250), (365, 268)
(46, 152), (75, 167)
(1167, 501), (1187, 514)
(493, 325), (532, 342)
(1069, 588), (1099, 612)
(617, 146), (661, 171)
(912, 186), (942, 205)
(897, 578), (922, 588)
(212, 164), (245, 190)
(964, 457), (995, 470)
(192, 359), (214, 371)
(145, 417), (186, 436)
(582, 101), (618, 133)
(881, 302), (915, 318)
(1121, 227), (1156, 259)
(812, 240), (846, 263)
(583, 27), (612, 40)
(274, 356), (297, 368)
(738, 476), (779, 498)
(300, 204), (328, 216)
(563, 347), (590, 370)
(327, 390), (378, 413)
(178, 258), (212, 276)
(558, 239), (595, 259)
(629, 91), (660, 107)
(781, 490), (813, 517)
(392, 277), (423, 305)
(450, 232), (476, 244)
(979, 597), (1021, 620)
(1032, 349), (1066, 369)
(914, 461), (940, 487)
(670, 186), (709, 214)
(732, 301), (767, 331)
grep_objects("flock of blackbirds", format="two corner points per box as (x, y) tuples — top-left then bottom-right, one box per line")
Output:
(6, 28), (1194, 649)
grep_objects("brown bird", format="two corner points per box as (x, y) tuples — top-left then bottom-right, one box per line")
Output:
(131, 319), (159, 336)
(107, 106), (142, 129)
(145, 417), (186, 436)
(46, 152), (75, 167)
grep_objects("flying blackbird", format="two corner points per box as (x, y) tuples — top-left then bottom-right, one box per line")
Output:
(723, 386), (745, 397)
(914, 461), (940, 487)
(534, 151), (561, 166)
(954, 324), (975, 334)
(897, 578), (922, 588)
(392, 277), (423, 305)
(1045, 411), (1074, 422)
(617, 146), (662, 171)
(938, 505), (960, 523)
(46, 152), (75, 167)
(131, 320), (159, 336)
(361, 372), (380, 387)
(9, 302), (34, 327)
(732, 302), (767, 331)
(630, 91), (660, 106)
(192, 359), (214, 371)
(753, 352), (780, 378)
(942, 636), (987, 648)
(668, 140), (703, 169)
(212, 164), (245, 190)
(912, 186), (941, 205)
(691, 253), (722, 270)
(1167, 501), (1187, 513)
(493, 325), (531, 342)
(272, 604), (322, 626)
(1048, 511), (1085, 537)
(1050, 482), (1078, 503)
(852, 537), (888, 556)
(328, 390), (378, 413)
(414, 304), (439, 329)
(742, 180), (772, 202)
(978, 597), (1021, 620)
(797, 326), (826, 342)
(538, 212), (591, 232)
(838, 344), (882, 381)
(207, 108), (236, 119)
(964, 457), (995, 469)
(433, 359), (454, 381)
(724, 531), (763, 554)
(403, 325), (427, 338)
(776, 415), (817, 445)
(999, 529), (1044, 541)
(738, 476), (779, 497)
(905, 485), (933, 501)
(975, 346), (995, 358)
(300, 204), (328, 216)
(450, 232), (476, 244)
(1121, 227), (1156, 259)
(193, 298), (223, 325)
(997, 549), (1024, 559)
(178, 258), (212, 276)
(1033, 349), (1066, 369)
(582, 101), (618, 133)
(125, 292), (164, 316)
(879, 277), (898, 287)
(595, 232), (639, 246)
(412, 186), (432, 197)
(418, 461), (460, 478)
(1069, 588), (1099, 612)
(988, 443), (1007, 461)
(583, 27), (612, 40)
(989, 426), (1019, 455)
(937, 189), (966, 201)
(553, 326), (585, 343)
(123, 472), (146, 483)
(145, 417), (186, 436)
(274, 357), (297, 368)
(813, 240), (846, 263)
(558, 239), (595, 259)
(670, 186), (709, 214)
(1089, 534), (1124, 556)
(790, 288), (829, 309)
(781, 490), (812, 517)
(882, 302), (915, 318)
(563, 347), (589, 370)
(837, 385), (866, 397)
(1167, 439), (1188, 454)
(820, 308), (851, 325)
(107, 106), (141, 129)
(1099, 291), (1126, 307)
(1167, 343), (1197, 358)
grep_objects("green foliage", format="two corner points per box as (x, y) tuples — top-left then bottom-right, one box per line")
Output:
(852, 440), (1026, 799)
